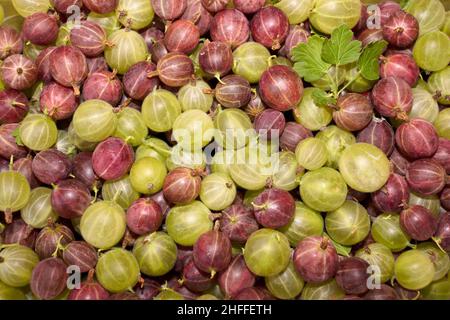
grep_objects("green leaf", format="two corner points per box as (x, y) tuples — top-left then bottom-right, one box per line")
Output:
(11, 127), (24, 147)
(66, 146), (78, 157)
(322, 24), (362, 66)
(333, 241), (352, 257)
(292, 35), (331, 82)
(312, 89), (337, 107)
(400, 0), (411, 9)
(358, 40), (388, 81)
(324, 233), (352, 257)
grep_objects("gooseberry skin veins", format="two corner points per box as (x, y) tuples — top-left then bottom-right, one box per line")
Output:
(259, 65), (304, 112)
(293, 236), (339, 284)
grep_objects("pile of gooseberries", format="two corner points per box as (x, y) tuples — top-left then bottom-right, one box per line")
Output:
(0, 0), (449, 301)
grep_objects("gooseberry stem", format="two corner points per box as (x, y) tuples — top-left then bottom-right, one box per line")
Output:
(91, 185), (99, 204)
(51, 235), (66, 257)
(338, 71), (362, 97)
(251, 202), (267, 210)
(432, 237), (446, 254)
(4, 209), (13, 224)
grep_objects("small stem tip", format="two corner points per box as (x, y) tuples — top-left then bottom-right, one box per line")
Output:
(320, 238), (329, 250)
(4, 210), (13, 224)
(87, 269), (95, 283)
